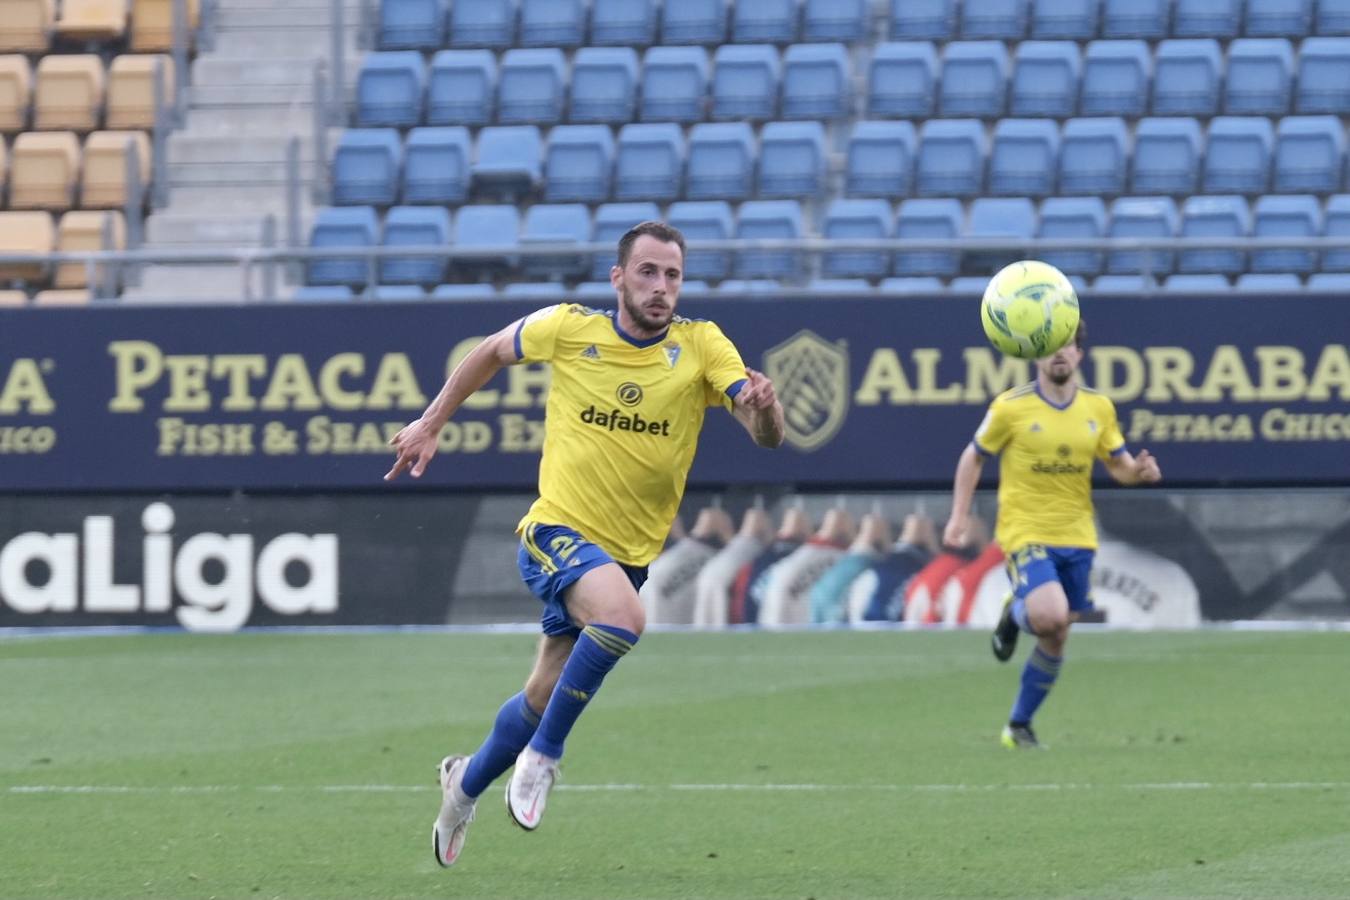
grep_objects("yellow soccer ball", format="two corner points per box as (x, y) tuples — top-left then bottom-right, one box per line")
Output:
(980, 260), (1081, 359)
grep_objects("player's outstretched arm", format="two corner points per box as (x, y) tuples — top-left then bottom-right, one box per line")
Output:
(731, 368), (785, 448)
(1104, 448), (1162, 486)
(384, 321), (522, 481)
(943, 443), (985, 548)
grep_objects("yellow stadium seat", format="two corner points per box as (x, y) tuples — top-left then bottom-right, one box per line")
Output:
(0, 55), (33, 132)
(34, 54), (105, 131)
(34, 288), (92, 304)
(0, 210), (55, 280)
(55, 209), (125, 288)
(81, 129), (149, 208)
(10, 131), (79, 210)
(106, 54), (173, 130)
(0, 0), (54, 53)
(0, 290), (30, 305)
(130, 0), (198, 52)
(55, 0), (129, 42)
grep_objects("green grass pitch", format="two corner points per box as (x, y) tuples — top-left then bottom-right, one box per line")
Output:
(3, 629), (1348, 899)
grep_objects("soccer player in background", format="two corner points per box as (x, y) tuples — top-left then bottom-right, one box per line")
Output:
(384, 222), (786, 866)
(942, 321), (1162, 749)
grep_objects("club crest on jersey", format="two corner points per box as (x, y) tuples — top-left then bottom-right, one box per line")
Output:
(663, 342), (682, 368)
(762, 329), (849, 452)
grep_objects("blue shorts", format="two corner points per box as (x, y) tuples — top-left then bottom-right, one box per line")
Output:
(1006, 544), (1096, 613)
(517, 523), (649, 638)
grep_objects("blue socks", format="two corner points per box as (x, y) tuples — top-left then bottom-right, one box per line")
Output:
(529, 624), (638, 760)
(460, 691), (541, 799)
(1010, 646), (1062, 725)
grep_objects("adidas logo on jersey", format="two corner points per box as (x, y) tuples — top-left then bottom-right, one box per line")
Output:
(581, 345), (601, 360)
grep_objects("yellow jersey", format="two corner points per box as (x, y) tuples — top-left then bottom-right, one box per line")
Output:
(972, 382), (1126, 553)
(514, 303), (749, 566)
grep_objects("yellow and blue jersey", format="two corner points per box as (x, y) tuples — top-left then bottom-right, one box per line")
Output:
(514, 303), (748, 566)
(973, 382), (1126, 553)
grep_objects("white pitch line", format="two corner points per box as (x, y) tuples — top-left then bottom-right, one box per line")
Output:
(6, 781), (1350, 796)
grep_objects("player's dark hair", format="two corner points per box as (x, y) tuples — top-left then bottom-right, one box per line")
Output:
(1074, 319), (1087, 350)
(616, 221), (686, 268)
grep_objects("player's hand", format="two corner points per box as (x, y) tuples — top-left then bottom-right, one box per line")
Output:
(1135, 448), (1162, 484)
(384, 418), (440, 481)
(942, 515), (969, 550)
(739, 368), (778, 410)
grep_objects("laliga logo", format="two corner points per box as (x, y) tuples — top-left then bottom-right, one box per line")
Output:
(762, 330), (850, 451)
(0, 503), (338, 633)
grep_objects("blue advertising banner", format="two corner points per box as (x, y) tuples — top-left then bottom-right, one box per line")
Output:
(0, 295), (1347, 491)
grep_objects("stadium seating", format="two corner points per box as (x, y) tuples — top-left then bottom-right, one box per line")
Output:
(1179, 195), (1251, 275)
(426, 50), (495, 126)
(614, 123), (683, 201)
(0, 55), (33, 132)
(379, 205), (450, 285)
(471, 125), (542, 200)
(917, 119), (987, 197)
(34, 54), (104, 131)
(822, 198), (893, 278)
(1174, 0), (1241, 37)
(1317, 0), (1350, 34)
(736, 199), (802, 278)
(591, 202), (659, 278)
(379, 0), (445, 50)
(56, 0), (128, 43)
(497, 48), (566, 124)
(1324, 195), (1350, 271)
(868, 42), (937, 118)
(1251, 194), (1321, 273)
(845, 120), (915, 198)
(803, 0), (868, 42)
(1246, 0), (1313, 37)
(357, 52), (425, 128)
(961, 0), (1029, 39)
(590, 0), (658, 46)
(54, 209), (123, 289)
(1101, 0), (1169, 38)
(1031, 0), (1099, 39)
(641, 46), (709, 122)
(1107, 197), (1178, 276)
(1130, 118), (1203, 195)
(0, 0), (53, 52)
(1059, 118), (1128, 195)
(519, 0), (586, 48)
(402, 127), (470, 204)
(965, 197), (1036, 271)
(1038, 196), (1107, 276)
(106, 54), (173, 130)
(760, 120), (827, 197)
(521, 202), (589, 278)
(939, 41), (1009, 118)
(1080, 40), (1150, 117)
(1203, 117), (1275, 193)
(1225, 39), (1295, 116)
(1009, 41), (1079, 117)
(85, 130), (151, 211)
(332, 129), (402, 207)
(1163, 273), (1230, 291)
(781, 43), (850, 119)
(890, 0), (955, 39)
(293, 285), (355, 302)
(1152, 39), (1223, 116)
(10, 130), (80, 210)
(448, 0), (517, 49)
(129, 0), (200, 52)
(686, 122), (755, 201)
(711, 44), (780, 120)
(1295, 38), (1350, 114)
(569, 47), (638, 123)
(450, 204), (519, 278)
(894, 198), (962, 276)
(667, 200), (734, 280)
(988, 118), (1059, 197)
(880, 276), (946, 292)
(372, 284), (428, 300)
(1235, 273), (1302, 291)
(308, 206), (380, 286)
(1307, 273), (1350, 291)
(1273, 116), (1345, 193)
(661, 0), (728, 45)
(543, 125), (613, 203)
(733, 0), (798, 44)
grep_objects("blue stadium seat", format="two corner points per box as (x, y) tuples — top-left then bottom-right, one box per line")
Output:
(1252, 194), (1321, 273)
(966, 197), (1037, 272)
(1203, 117), (1274, 193)
(521, 203), (590, 278)
(939, 41), (1010, 118)
(356, 51), (424, 127)
(718, 280), (782, 293)
(667, 200), (735, 280)
(1010, 41), (1079, 117)
(760, 121), (828, 197)
(591, 202), (661, 278)
(448, 0), (517, 48)
(519, 0), (585, 47)
(1317, 0), (1350, 34)
(426, 50), (495, 126)
(431, 284), (499, 299)
(781, 43), (852, 119)
(712, 44), (781, 120)
(687, 122), (756, 201)
(1059, 118), (1128, 195)
(1174, 0), (1241, 37)
(1107, 197), (1179, 276)
(590, 0), (658, 45)
(895, 198), (962, 276)
(575, 281), (618, 298)
(880, 276), (945, 292)
(1325, 195), (1350, 271)
(1080, 40), (1150, 117)
(868, 42), (938, 118)
(614, 123), (685, 201)
(1153, 40), (1223, 115)
(807, 279), (872, 292)
(1236, 273), (1302, 291)
(641, 46), (710, 122)
(1038, 196), (1107, 276)
(733, 0), (798, 43)
(503, 283), (569, 298)
(948, 276), (994, 294)
(1274, 116), (1346, 192)
(1246, 0), (1313, 36)
(332, 129), (402, 206)
(308, 206), (379, 286)
(988, 118), (1060, 197)
(497, 48), (566, 124)
(1130, 118), (1203, 195)
(451, 204), (519, 278)
(681, 280), (712, 295)
(736, 200), (804, 278)
(1225, 39), (1295, 115)
(293, 285), (354, 301)
(471, 125), (542, 200)
(662, 0), (728, 44)
(569, 47), (639, 124)
(890, 0), (956, 39)
(822, 198), (893, 278)
(402, 127), (470, 204)
(373, 284), (429, 300)
(803, 0), (868, 42)
(961, 0), (1029, 39)
(543, 125), (614, 203)
(380, 205), (451, 285)
(917, 119), (987, 196)
(1295, 38), (1350, 113)
(1100, 0), (1168, 37)
(1030, 0), (1098, 38)
(1162, 274), (1230, 292)
(379, 0), (445, 50)
(844, 120), (915, 197)
(1092, 274), (1159, 292)
(1179, 195), (1251, 275)
(1307, 273), (1350, 290)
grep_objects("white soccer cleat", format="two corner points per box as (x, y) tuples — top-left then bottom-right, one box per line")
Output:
(432, 755), (476, 867)
(505, 746), (559, 831)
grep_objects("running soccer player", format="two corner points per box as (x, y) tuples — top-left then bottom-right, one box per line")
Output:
(942, 322), (1161, 750)
(384, 222), (786, 866)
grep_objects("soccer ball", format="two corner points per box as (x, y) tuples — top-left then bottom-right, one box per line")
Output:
(980, 260), (1081, 359)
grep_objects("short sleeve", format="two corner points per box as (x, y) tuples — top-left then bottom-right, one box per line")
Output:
(1095, 396), (1128, 460)
(515, 304), (570, 363)
(972, 400), (1012, 457)
(700, 322), (749, 409)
